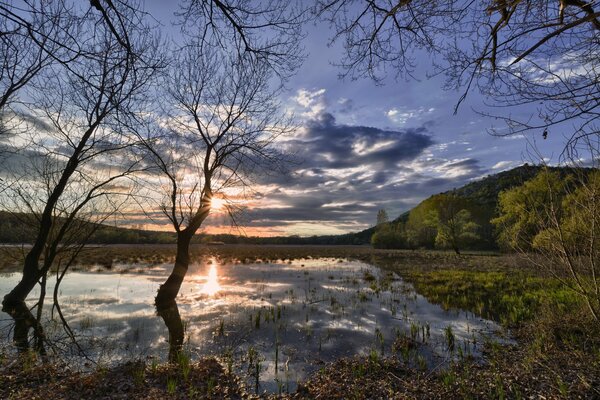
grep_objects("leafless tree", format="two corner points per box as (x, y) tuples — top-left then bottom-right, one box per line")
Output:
(0, 0), (76, 136)
(0, 1), (161, 349)
(177, 0), (308, 80)
(315, 0), (600, 152)
(142, 41), (293, 305)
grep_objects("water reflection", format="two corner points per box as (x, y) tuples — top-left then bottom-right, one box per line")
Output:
(201, 264), (221, 296)
(3, 300), (46, 355)
(0, 258), (509, 394)
(155, 300), (184, 362)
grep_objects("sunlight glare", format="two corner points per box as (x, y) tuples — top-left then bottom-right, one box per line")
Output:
(210, 196), (227, 210)
(201, 264), (221, 296)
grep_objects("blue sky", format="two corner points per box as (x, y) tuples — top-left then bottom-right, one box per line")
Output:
(144, 1), (566, 236)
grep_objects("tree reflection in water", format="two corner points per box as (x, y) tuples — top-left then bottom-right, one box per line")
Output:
(156, 299), (184, 362)
(4, 300), (46, 355)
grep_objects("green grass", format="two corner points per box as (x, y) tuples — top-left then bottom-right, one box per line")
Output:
(399, 268), (580, 326)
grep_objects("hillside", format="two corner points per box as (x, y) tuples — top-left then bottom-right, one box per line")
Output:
(351, 164), (545, 245)
(367, 163), (596, 249)
(442, 164), (543, 210)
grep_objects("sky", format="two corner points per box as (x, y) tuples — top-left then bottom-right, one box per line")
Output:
(137, 1), (572, 237)
(0, 2), (571, 238)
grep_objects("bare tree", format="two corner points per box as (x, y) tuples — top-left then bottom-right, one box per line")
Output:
(142, 41), (292, 305)
(177, 0), (308, 80)
(1, 1), (160, 333)
(0, 0), (76, 135)
(315, 0), (600, 151)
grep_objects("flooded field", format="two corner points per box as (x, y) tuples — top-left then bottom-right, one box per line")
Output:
(0, 256), (506, 394)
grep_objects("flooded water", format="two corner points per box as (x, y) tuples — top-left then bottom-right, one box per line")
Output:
(0, 258), (506, 393)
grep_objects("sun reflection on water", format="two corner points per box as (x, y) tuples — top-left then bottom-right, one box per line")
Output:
(201, 264), (221, 296)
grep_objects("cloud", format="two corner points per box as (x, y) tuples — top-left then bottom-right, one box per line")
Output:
(239, 112), (487, 233)
(290, 112), (434, 170)
(386, 106), (435, 125)
(337, 98), (355, 114)
(491, 160), (515, 170)
(292, 88), (327, 118)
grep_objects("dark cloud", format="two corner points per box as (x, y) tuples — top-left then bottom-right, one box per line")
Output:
(290, 113), (434, 170)
(239, 114), (488, 231)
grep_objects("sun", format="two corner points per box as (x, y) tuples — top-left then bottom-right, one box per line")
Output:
(210, 196), (227, 210)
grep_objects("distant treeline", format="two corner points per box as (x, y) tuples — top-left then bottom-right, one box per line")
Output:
(0, 213), (369, 246)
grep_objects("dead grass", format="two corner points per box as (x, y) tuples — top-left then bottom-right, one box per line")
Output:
(0, 356), (251, 400)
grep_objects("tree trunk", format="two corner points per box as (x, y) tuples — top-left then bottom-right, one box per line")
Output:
(2, 263), (38, 309)
(155, 230), (193, 305)
(156, 299), (184, 362)
(3, 124), (98, 310)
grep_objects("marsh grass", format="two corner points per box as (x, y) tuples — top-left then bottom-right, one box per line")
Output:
(166, 376), (177, 395)
(381, 258), (582, 327)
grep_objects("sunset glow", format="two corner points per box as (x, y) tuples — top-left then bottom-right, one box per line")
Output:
(201, 264), (221, 296)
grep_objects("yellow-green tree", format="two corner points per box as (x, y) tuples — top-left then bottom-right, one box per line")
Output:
(372, 209), (406, 249)
(492, 169), (567, 251)
(371, 223), (406, 249)
(405, 200), (438, 249)
(531, 171), (600, 323)
(493, 168), (600, 324)
(434, 196), (480, 255)
(406, 194), (480, 253)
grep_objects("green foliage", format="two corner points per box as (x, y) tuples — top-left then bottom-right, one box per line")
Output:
(166, 376), (177, 394)
(405, 194), (480, 253)
(405, 202), (438, 249)
(371, 222), (406, 249)
(492, 169), (567, 251)
(434, 195), (480, 254)
(402, 268), (580, 326)
(532, 171), (600, 254)
(435, 209), (479, 249)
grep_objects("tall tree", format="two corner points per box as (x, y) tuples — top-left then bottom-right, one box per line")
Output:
(376, 208), (389, 225)
(492, 169), (568, 251)
(1, 1), (160, 327)
(405, 199), (439, 249)
(434, 195), (480, 255)
(494, 162), (600, 324)
(143, 41), (292, 306)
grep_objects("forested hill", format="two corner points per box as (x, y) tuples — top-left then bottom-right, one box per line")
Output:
(0, 212), (177, 244)
(351, 164), (544, 243)
(370, 164), (593, 252)
(439, 164), (544, 210)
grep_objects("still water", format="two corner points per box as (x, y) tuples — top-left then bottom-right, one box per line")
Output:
(0, 258), (506, 393)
